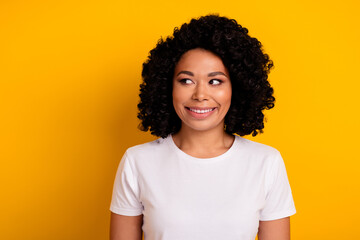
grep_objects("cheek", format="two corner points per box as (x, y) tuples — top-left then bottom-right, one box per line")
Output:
(216, 88), (232, 106)
(172, 88), (184, 114)
(172, 86), (190, 105)
(172, 88), (188, 120)
(172, 90), (181, 107)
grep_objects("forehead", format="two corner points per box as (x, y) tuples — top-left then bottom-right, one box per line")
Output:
(174, 48), (228, 73)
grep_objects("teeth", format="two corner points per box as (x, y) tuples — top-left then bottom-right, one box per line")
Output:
(189, 108), (214, 114)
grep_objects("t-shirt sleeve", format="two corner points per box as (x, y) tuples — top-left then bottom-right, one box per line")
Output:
(259, 151), (296, 221)
(110, 151), (143, 216)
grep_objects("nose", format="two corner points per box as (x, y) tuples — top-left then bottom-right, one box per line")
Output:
(192, 82), (209, 101)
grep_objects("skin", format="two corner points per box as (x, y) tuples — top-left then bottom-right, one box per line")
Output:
(110, 213), (143, 240)
(258, 217), (291, 240)
(172, 48), (234, 158)
(110, 48), (291, 240)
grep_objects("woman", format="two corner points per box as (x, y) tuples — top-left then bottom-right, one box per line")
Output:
(110, 15), (296, 240)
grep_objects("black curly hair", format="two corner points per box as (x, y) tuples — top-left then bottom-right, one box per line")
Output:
(138, 14), (275, 138)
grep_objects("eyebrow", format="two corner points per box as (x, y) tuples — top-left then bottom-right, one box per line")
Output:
(176, 71), (228, 78)
(208, 71), (227, 77)
(176, 71), (194, 76)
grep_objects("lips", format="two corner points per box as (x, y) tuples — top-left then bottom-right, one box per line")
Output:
(187, 107), (215, 114)
(185, 107), (216, 119)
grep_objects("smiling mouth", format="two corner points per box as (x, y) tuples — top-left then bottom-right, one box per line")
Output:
(186, 107), (216, 114)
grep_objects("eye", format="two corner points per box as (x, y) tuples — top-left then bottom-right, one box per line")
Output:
(209, 79), (222, 85)
(179, 78), (193, 85)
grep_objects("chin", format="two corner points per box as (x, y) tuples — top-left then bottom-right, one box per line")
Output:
(181, 121), (225, 133)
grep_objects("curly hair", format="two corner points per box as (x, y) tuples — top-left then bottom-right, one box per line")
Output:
(138, 14), (275, 138)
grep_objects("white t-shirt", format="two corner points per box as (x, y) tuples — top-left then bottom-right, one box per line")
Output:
(110, 135), (296, 240)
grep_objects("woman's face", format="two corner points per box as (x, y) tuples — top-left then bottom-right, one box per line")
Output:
(172, 48), (232, 133)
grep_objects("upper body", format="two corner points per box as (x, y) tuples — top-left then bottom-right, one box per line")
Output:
(110, 14), (296, 240)
(110, 135), (296, 240)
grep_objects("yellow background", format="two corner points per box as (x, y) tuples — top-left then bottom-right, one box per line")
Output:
(1, 0), (359, 239)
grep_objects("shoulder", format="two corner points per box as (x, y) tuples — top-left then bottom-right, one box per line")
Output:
(235, 137), (289, 188)
(121, 136), (173, 171)
(124, 136), (170, 160)
(236, 136), (281, 158)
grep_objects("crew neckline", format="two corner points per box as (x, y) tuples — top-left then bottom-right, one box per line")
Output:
(166, 134), (242, 162)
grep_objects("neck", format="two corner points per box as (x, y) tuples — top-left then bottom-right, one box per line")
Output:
(172, 124), (234, 158)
